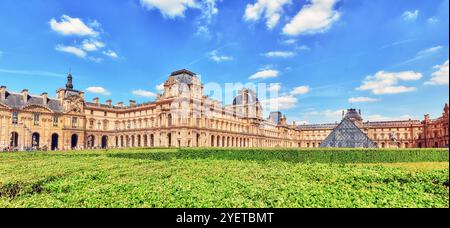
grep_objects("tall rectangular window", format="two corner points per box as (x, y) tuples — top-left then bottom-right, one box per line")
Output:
(34, 113), (40, 125)
(53, 115), (58, 127)
(12, 111), (18, 124)
(72, 117), (78, 128)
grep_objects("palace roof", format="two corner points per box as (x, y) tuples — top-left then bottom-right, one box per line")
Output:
(0, 92), (63, 112)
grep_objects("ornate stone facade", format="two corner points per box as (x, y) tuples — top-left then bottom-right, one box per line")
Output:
(0, 69), (448, 150)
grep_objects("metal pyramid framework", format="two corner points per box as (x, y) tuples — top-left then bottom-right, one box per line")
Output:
(320, 118), (377, 148)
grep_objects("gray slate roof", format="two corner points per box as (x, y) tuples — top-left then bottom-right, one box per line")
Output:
(0, 92), (63, 112)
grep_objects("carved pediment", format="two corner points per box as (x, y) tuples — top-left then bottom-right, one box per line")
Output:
(22, 105), (53, 113)
(63, 95), (85, 114)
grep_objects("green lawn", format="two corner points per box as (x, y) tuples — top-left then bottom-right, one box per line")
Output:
(0, 148), (448, 208)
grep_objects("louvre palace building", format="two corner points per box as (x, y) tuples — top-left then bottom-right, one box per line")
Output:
(0, 69), (448, 151)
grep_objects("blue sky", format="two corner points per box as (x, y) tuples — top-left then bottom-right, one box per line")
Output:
(0, 0), (448, 124)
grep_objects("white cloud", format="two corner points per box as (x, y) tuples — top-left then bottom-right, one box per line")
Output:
(290, 86), (311, 95)
(357, 71), (422, 95)
(283, 0), (341, 36)
(249, 69), (279, 80)
(281, 39), (297, 45)
(132, 89), (157, 98)
(425, 60), (449, 85)
(263, 51), (296, 58)
(427, 17), (439, 24)
(103, 50), (119, 59)
(244, 0), (291, 30)
(417, 46), (443, 56)
(86, 87), (111, 96)
(268, 83), (281, 93)
(82, 39), (105, 52)
(261, 95), (298, 111)
(402, 10), (419, 21)
(156, 83), (165, 91)
(348, 97), (379, 103)
(401, 46), (444, 65)
(209, 50), (233, 62)
(50, 15), (99, 36)
(200, 0), (220, 23)
(140, 0), (197, 18)
(55, 45), (87, 58)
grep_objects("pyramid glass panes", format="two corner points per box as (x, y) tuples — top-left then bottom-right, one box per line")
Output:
(320, 118), (377, 148)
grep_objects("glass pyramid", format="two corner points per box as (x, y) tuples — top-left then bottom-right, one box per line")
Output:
(320, 118), (377, 148)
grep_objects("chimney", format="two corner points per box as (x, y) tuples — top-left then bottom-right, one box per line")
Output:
(106, 99), (112, 107)
(129, 100), (136, 107)
(0, 86), (6, 100)
(22, 89), (29, 102)
(41, 92), (48, 105)
(93, 97), (99, 105)
(117, 102), (124, 108)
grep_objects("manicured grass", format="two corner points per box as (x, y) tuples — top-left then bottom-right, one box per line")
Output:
(0, 148), (448, 208)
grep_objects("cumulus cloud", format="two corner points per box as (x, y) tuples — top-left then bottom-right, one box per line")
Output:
(249, 69), (279, 80)
(425, 60), (449, 85)
(55, 45), (87, 58)
(357, 71), (422, 95)
(50, 15), (99, 36)
(86, 87), (111, 96)
(50, 15), (119, 62)
(140, 0), (219, 20)
(290, 86), (311, 95)
(140, 0), (197, 18)
(244, 0), (291, 30)
(402, 10), (419, 21)
(103, 50), (119, 59)
(283, 0), (341, 36)
(268, 83), (281, 93)
(261, 95), (298, 111)
(209, 50), (233, 62)
(82, 39), (105, 52)
(348, 97), (379, 103)
(132, 89), (157, 98)
(263, 51), (296, 58)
